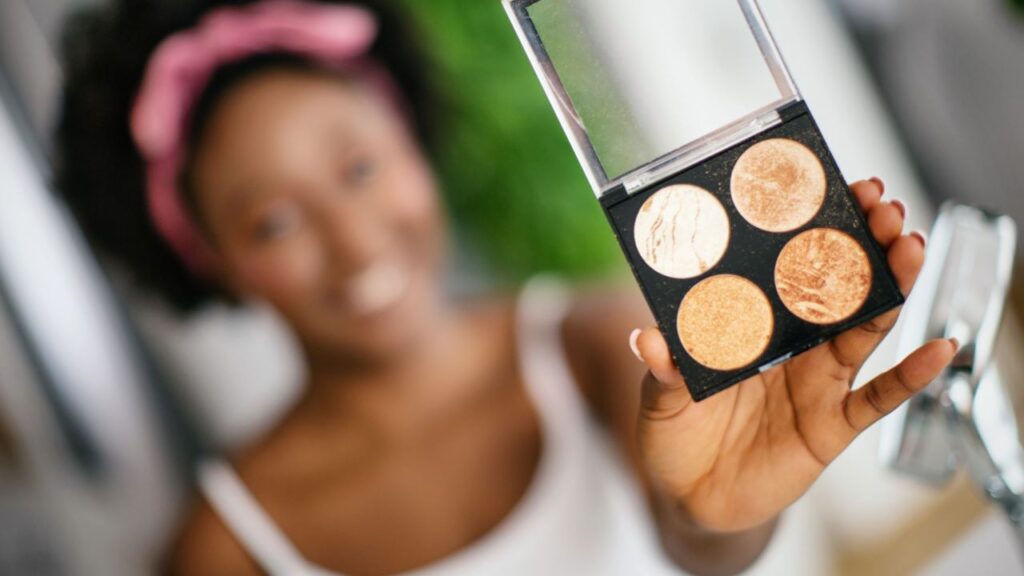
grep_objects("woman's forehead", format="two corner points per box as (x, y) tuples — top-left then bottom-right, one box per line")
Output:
(192, 70), (391, 190)
(203, 70), (384, 141)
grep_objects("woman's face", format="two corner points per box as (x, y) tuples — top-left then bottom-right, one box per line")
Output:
(190, 68), (446, 364)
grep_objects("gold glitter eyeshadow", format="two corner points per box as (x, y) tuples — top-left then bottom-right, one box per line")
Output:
(677, 275), (774, 371)
(634, 184), (730, 279)
(731, 138), (827, 233)
(775, 228), (873, 325)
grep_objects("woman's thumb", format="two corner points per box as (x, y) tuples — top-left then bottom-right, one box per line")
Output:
(631, 327), (693, 417)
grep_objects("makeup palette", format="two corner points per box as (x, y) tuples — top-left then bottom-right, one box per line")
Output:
(504, 0), (905, 400)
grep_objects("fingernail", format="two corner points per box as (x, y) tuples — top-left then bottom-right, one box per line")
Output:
(629, 329), (643, 363)
(892, 199), (907, 219)
(910, 230), (928, 247)
(949, 338), (961, 353)
(870, 176), (886, 196)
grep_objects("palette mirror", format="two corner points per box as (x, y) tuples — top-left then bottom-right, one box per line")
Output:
(515, 0), (798, 194)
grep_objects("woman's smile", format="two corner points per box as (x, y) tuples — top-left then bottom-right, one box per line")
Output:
(326, 255), (413, 319)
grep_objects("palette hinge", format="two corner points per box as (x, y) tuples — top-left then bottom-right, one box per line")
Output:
(778, 99), (810, 122)
(620, 105), (792, 196)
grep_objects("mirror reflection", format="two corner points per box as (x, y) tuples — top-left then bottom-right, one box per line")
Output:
(526, 0), (786, 179)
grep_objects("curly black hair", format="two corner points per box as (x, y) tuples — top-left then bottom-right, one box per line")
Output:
(55, 0), (441, 314)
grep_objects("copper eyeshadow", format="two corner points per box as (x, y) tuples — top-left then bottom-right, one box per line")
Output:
(775, 228), (873, 325)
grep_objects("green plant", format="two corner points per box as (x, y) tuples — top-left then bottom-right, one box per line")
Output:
(403, 1), (622, 283)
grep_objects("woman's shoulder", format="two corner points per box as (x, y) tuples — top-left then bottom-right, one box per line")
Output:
(162, 497), (262, 576)
(560, 279), (653, 379)
(558, 279), (653, 466)
(562, 279), (653, 352)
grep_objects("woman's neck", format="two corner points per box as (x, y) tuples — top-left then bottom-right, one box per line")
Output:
(294, 297), (515, 442)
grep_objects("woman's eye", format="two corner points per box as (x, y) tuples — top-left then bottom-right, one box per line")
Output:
(342, 157), (377, 188)
(251, 203), (303, 242)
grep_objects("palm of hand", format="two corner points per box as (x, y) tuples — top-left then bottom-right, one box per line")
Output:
(634, 180), (957, 533)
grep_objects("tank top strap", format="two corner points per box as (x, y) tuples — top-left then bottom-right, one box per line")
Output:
(196, 459), (335, 575)
(514, 275), (590, 449)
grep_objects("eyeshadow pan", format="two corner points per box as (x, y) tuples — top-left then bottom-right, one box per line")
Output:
(775, 228), (873, 325)
(731, 138), (827, 233)
(634, 184), (730, 279)
(677, 275), (774, 371)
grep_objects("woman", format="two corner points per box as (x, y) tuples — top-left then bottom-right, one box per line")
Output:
(56, 1), (956, 574)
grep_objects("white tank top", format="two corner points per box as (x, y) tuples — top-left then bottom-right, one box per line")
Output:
(194, 276), (684, 575)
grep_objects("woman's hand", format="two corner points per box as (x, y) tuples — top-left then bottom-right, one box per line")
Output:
(632, 179), (957, 534)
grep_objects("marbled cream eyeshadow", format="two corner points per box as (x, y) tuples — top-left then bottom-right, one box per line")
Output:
(633, 184), (730, 279)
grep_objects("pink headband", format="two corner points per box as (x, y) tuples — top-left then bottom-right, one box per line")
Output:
(131, 0), (380, 276)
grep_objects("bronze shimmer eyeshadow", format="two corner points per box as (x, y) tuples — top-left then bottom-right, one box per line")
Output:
(775, 228), (873, 325)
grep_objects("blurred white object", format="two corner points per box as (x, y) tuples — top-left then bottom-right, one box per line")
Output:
(0, 81), (179, 573)
(129, 297), (304, 450)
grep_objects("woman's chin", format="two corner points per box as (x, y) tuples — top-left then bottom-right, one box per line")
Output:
(311, 271), (442, 364)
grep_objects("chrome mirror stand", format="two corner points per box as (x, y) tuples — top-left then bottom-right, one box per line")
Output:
(880, 203), (1022, 538)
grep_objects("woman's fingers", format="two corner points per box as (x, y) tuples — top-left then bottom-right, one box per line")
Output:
(631, 327), (694, 418)
(887, 232), (928, 295)
(850, 179), (884, 212)
(852, 178), (908, 250)
(868, 200), (906, 249)
(843, 338), (958, 433)
(826, 232), (928, 374)
(824, 176), (927, 376)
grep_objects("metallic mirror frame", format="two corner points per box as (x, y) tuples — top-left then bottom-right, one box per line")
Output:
(881, 202), (1023, 538)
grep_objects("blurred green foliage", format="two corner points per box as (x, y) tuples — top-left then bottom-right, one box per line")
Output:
(1013, 0), (1024, 15)
(403, 0), (622, 282)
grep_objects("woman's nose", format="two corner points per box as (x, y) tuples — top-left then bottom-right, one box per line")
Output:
(319, 194), (388, 272)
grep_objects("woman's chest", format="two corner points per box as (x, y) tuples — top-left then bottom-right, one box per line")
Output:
(257, 383), (544, 575)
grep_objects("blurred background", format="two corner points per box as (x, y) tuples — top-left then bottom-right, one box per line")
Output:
(1, 0), (1023, 574)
